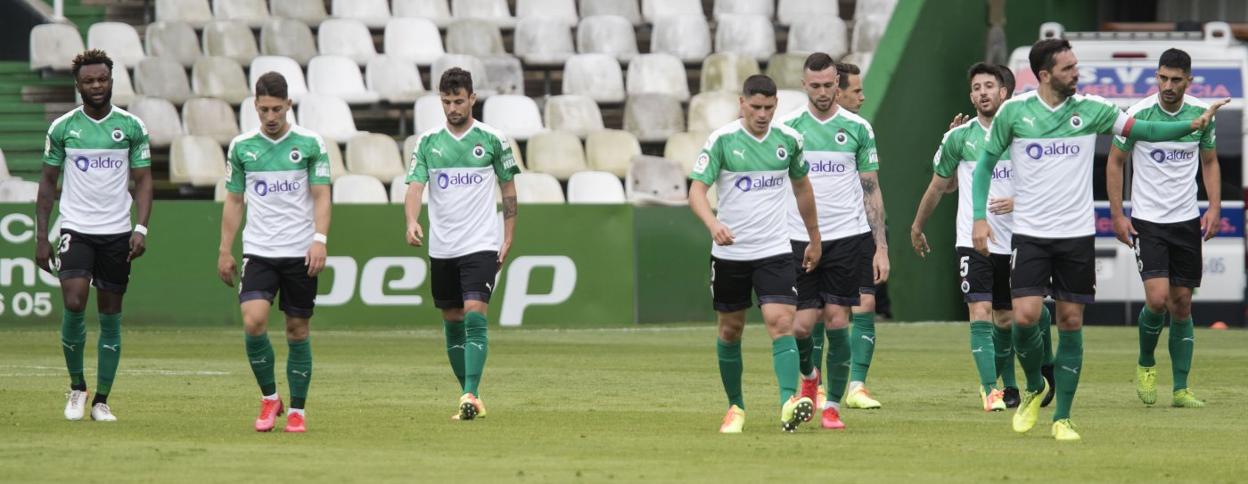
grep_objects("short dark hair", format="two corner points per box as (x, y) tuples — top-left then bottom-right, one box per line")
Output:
(742, 74), (777, 97)
(967, 62), (1006, 86)
(997, 65), (1016, 98)
(836, 63), (860, 89)
(1028, 38), (1072, 77)
(803, 52), (836, 72)
(439, 67), (474, 95)
(71, 49), (113, 78)
(1159, 48), (1191, 74)
(254, 71), (289, 99)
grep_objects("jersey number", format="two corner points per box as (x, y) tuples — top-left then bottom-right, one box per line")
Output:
(959, 256), (969, 277)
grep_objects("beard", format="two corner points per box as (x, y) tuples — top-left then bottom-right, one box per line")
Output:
(1052, 79), (1077, 97)
(80, 89), (112, 109)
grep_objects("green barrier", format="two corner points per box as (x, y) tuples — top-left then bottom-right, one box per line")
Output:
(634, 206), (714, 324)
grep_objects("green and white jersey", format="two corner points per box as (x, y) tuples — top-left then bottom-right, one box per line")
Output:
(778, 107), (876, 242)
(934, 118), (1014, 254)
(1112, 94), (1214, 224)
(43, 105), (151, 235)
(225, 125), (331, 258)
(689, 119), (807, 261)
(985, 91), (1130, 238)
(406, 121), (519, 259)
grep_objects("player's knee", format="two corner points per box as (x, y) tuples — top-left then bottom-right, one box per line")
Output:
(1167, 297), (1192, 320)
(968, 303), (992, 322)
(463, 300), (488, 315)
(1056, 313), (1083, 331)
(793, 324), (811, 338)
(992, 310), (1013, 328)
(242, 313), (268, 335)
(718, 324), (743, 342)
(1012, 308), (1039, 327)
(441, 308), (465, 321)
(63, 295), (87, 313)
(285, 324), (309, 341)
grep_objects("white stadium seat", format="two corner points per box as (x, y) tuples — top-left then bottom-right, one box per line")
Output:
(0, 179), (40, 203)
(156, 0), (213, 28)
(169, 135), (227, 186)
(641, 0), (702, 22)
(700, 53), (759, 93)
(777, 0), (837, 26)
(543, 95), (603, 138)
(145, 21), (202, 68)
(446, 19), (507, 57)
(714, 14), (775, 62)
(586, 129), (641, 177)
(856, 0), (898, 19)
(413, 94), (447, 134)
(203, 20), (259, 66)
(663, 130), (709, 174)
(213, 0), (269, 28)
(788, 16), (849, 58)
(623, 93), (685, 143)
(322, 136), (349, 180)
(516, 0), (578, 26)
(87, 22), (145, 68)
(649, 15), (711, 63)
(626, 53), (689, 101)
(843, 52), (874, 78)
(127, 96), (182, 147)
(562, 54), (625, 103)
(514, 17), (575, 66)
(297, 94), (361, 141)
(776, 89), (806, 118)
(307, 55), (381, 105)
(526, 131), (586, 180)
(133, 57), (192, 105)
(346, 133), (406, 181)
(431, 54), (493, 97)
(106, 62), (136, 107)
(272, 0), (329, 26)
(765, 52), (807, 90)
(385, 18), (446, 66)
(687, 91), (740, 133)
(567, 171), (626, 204)
(366, 56), (427, 103)
(513, 172), (566, 203)
(30, 23), (83, 71)
(483, 95), (545, 141)
(318, 19), (378, 66)
(579, 0), (641, 26)
(852, 14), (891, 54)
(452, 0), (516, 28)
(393, 0), (453, 27)
(576, 15), (638, 62)
(214, 178), (229, 201)
(333, 174), (389, 204)
(182, 97), (240, 145)
(249, 56), (309, 102)
(332, 0), (392, 28)
(713, 0), (774, 20)
(260, 18), (318, 66)
(389, 175), (408, 204)
(627, 155), (687, 205)
(480, 55), (525, 96)
(192, 56), (249, 105)
(0, 148), (9, 180)
(238, 96), (296, 133)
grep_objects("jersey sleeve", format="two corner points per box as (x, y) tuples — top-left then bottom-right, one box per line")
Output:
(128, 117), (152, 168)
(688, 135), (722, 186)
(1200, 114), (1216, 150)
(983, 102), (1015, 157)
(1088, 98), (1130, 136)
(224, 139), (245, 193)
(787, 132), (808, 179)
(932, 127), (960, 178)
(43, 120), (66, 167)
(405, 134), (430, 184)
(856, 122), (879, 173)
(492, 133), (520, 182)
(307, 135), (331, 185)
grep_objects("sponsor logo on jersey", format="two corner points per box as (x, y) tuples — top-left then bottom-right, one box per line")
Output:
(253, 179), (302, 196)
(472, 144), (486, 158)
(289, 148), (302, 163)
(1148, 148), (1195, 163)
(733, 174), (785, 192)
(72, 155), (126, 172)
(1069, 112), (1083, 129)
(1024, 141), (1081, 160)
(991, 166), (1012, 180)
(436, 171), (485, 189)
(111, 128), (125, 142)
(809, 159), (849, 174)
(775, 145), (788, 160)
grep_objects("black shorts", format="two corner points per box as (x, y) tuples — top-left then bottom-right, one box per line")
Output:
(710, 253), (797, 312)
(956, 247), (1012, 310)
(55, 229), (132, 293)
(855, 232), (877, 295)
(791, 236), (867, 309)
(430, 251), (498, 309)
(1132, 217), (1202, 288)
(1010, 234), (1095, 304)
(239, 255), (318, 318)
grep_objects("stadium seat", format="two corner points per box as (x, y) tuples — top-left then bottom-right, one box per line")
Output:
(133, 57), (192, 105)
(787, 16), (849, 58)
(712, 0), (774, 20)
(687, 91), (740, 132)
(202, 21), (258, 66)
(272, 0), (329, 26)
(855, 0), (898, 19)
(562, 54), (625, 103)
(214, 178), (229, 201)
(843, 52), (874, 77)
(413, 94), (446, 134)
(626, 155), (687, 205)
(127, 96), (182, 147)
(156, 0), (213, 28)
(516, 0), (578, 26)
(566, 171), (625, 204)
(169, 135), (227, 186)
(249, 56), (309, 102)
(714, 14), (775, 62)
(238, 96), (296, 133)
(451, 0), (516, 28)
(0, 148), (8, 179)
(389, 174), (409, 204)
(87, 22), (145, 68)
(192, 56), (249, 104)
(626, 53), (689, 101)
(182, 97), (240, 145)
(346, 133), (405, 181)
(333, 174), (389, 204)
(318, 19), (378, 66)
(29, 23), (83, 71)
(393, 0), (453, 27)
(585, 129), (641, 177)
(402, 134), (420, 161)
(107, 62), (136, 107)
(483, 95), (545, 141)
(259, 18), (318, 66)
(366, 56), (426, 103)
(332, 0), (392, 29)
(145, 22), (201, 68)
(513, 172), (566, 203)
(514, 17), (575, 66)
(641, 0), (702, 22)
(384, 18), (445, 66)
(663, 130), (709, 174)
(579, 0), (641, 26)
(700, 53), (759, 93)
(776, 89), (805, 118)
(576, 15), (638, 62)
(623, 94), (684, 143)
(0, 179), (39, 202)
(321, 136), (349, 180)
(852, 14), (890, 54)
(431, 54), (491, 93)
(543, 95), (603, 139)
(526, 131), (586, 180)
(213, 0), (269, 28)
(480, 55), (525, 95)
(308, 56), (381, 105)
(508, 138), (527, 171)
(297, 94), (360, 141)
(649, 15), (711, 63)
(777, 0), (836, 26)
(765, 53), (806, 90)
(445, 19), (506, 58)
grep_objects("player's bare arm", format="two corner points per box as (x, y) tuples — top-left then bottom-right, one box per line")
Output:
(690, 180), (733, 246)
(1105, 144), (1136, 247)
(792, 176), (821, 272)
(404, 182), (426, 246)
(306, 184), (330, 277)
(128, 166), (153, 262)
(500, 181), (517, 265)
(1199, 148), (1222, 241)
(860, 171), (889, 282)
(217, 192), (244, 287)
(34, 164), (60, 273)
(911, 174), (956, 258)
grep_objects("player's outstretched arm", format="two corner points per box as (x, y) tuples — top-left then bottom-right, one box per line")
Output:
(403, 182), (425, 247)
(1123, 99), (1228, 142)
(128, 166), (153, 261)
(218, 193), (245, 287)
(860, 171), (889, 283)
(499, 180), (517, 266)
(1200, 148), (1222, 241)
(1105, 145), (1136, 247)
(689, 181), (733, 246)
(911, 174), (955, 258)
(34, 164), (60, 273)
(792, 176), (821, 272)
(970, 150), (1001, 256)
(306, 184), (330, 277)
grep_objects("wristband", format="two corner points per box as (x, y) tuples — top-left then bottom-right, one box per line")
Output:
(134, 224), (148, 236)
(313, 233), (328, 244)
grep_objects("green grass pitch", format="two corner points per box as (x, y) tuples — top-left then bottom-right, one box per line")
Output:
(1, 323), (1245, 483)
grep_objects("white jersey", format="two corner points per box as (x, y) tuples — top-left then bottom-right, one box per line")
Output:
(42, 106), (152, 235)
(933, 118), (1014, 254)
(226, 125), (331, 258)
(778, 107), (877, 242)
(1112, 94), (1214, 224)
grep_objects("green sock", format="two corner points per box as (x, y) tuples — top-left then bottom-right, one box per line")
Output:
(716, 339), (745, 409)
(96, 313), (122, 397)
(772, 335), (800, 403)
(992, 324), (1017, 388)
(444, 320), (466, 390)
(1169, 317), (1195, 391)
(811, 321), (826, 372)
(849, 312), (876, 382)
(1052, 328), (1083, 421)
(462, 311), (489, 396)
(796, 335), (814, 376)
(244, 333), (277, 396)
(969, 321), (996, 394)
(287, 338), (312, 409)
(60, 309), (87, 390)
(1039, 305), (1054, 365)
(1137, 306), (1165, 367)
(1012, 321), (1046, 393)
(825, 327), (850, 403)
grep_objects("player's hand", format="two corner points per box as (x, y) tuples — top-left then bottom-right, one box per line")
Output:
(802, 241), (820, 273)
(872, 247), (890, 284)
(988, 197), (1014, 215)
(127, 232), (146, 262)
(406, 222), (424, 247)
(971, 219), (994, 256)
(1200, 207), (1221, 241)
(1111, 214), (1136, 248)
(305, 241), (327, 277)
(910, 225), (930, 258)
(1192, 98), (1230, 130)
(497, 239), (512, 270)
(948, 113), (970, 130)
(709, 222), (735, 246)
(217, 252), (237, 287)
(35, 239), (54, 274)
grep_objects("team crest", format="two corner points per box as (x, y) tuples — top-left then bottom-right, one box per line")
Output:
(472, 144), (486, 158)
(111, 128), (125, 142)
(835, 130), (848, 145)
(1069, 113), (1083, 129)
(775, 145), (788, 160)
(289, 148), (302, 163)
